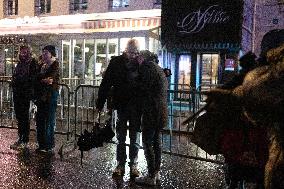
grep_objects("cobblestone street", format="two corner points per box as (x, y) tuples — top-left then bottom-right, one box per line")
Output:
(0, 128), (227, 189)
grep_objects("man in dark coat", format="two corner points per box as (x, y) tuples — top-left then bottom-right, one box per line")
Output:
(10, 45), (38, 150)
(96, 39), (141, 178)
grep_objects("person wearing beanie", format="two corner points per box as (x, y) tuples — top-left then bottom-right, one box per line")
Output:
(43, 45), (56, 57)
(34, 45), (60, 154)
(96, 39), (141, 178)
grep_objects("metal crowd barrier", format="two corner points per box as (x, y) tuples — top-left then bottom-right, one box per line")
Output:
(0, 80), (14, 129)
(0, 81), (223, 164)
(163, 88), (223, 164)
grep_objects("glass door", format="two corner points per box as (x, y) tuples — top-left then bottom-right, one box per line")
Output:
(62, 40), (71, 79)
(177, 54), (191, 90)
(200, 54), (220, 90)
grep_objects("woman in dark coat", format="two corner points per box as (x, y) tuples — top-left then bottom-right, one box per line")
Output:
(34, 45), (60, 153)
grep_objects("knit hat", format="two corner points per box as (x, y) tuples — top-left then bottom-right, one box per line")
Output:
(43, 45), (56, 57)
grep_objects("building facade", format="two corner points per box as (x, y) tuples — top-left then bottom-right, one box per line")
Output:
(253, 0), (284, 56)
(0, 0), (283, 89)
(0, 0), (161, 85)
(161, 0), (284, 91)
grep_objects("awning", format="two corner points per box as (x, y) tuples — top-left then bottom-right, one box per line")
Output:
(81, 17), (161, 32)
(0, 9), (161, 35)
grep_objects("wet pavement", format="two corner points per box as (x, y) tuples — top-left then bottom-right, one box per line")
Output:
(0, 128), (228, 189)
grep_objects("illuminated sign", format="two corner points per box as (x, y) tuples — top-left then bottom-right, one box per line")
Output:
(225, 59), (235, 71)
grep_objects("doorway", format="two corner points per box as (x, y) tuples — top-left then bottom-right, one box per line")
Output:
(199, 54), (220, 91)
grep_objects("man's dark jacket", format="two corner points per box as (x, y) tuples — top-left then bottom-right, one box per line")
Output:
(96, 54), (133, 111)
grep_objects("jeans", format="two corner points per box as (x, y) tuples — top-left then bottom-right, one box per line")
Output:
(142, 125), (161, 177)
(141, 103), (163, 177)
(116, 106), (141, 167)
(36, 90), (59, 150)
(13, 93), (31, 143)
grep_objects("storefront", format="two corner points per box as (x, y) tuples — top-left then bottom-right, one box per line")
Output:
(161, 0), (246, 91)
(0, 9), (161, 85)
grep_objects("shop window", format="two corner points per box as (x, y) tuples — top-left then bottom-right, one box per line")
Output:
(84, 39), (95, 81)
(108, 38), (119, 60)
(73, 39), (84, 78)
(154, 0), (162, 5)
(62, 40), (71, 78)
(35, 0), (51, 15)
(70, 0), (88, 13)
(149, 37), (159, 55)
(200, 54), (219, 88)
(119, 38), (130, 54)
(4, 0), (18, 16)
(95, 39), (107, 78)
(110, 0), (129, 8)
(177, 55), (191, 91)
(133, 37), (145, 51)
(1, 46), (18, 76)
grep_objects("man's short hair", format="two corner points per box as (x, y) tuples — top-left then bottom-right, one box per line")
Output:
(125, 39), (140, 54)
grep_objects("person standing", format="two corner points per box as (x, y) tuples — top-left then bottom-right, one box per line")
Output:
(34, 45), (59, 154)
(96, 39), (141, 178)
(134, 50), (168, 186)
(10, 45), (38, 150)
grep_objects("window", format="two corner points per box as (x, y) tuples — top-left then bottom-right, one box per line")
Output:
(110, 0), (129, 8)
(35, 0), (51, 15)
(154, 0), (162, 5)
(70, 0), (88, 13)
(5, 0), (18, 16)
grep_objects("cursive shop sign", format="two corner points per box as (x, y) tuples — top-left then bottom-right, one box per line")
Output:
(161, 0), (243, 50)
(177, 5), (230, 34)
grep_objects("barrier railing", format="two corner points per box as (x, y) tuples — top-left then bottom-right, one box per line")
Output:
(163, 88), (223, 163)
(0, 80), (14, 129)
(0, 81), (224, 164)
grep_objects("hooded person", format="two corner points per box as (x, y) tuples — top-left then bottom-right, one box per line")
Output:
(134, 50), (168, 186)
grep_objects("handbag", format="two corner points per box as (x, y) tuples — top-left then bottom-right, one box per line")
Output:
(77, 111), (115, 164)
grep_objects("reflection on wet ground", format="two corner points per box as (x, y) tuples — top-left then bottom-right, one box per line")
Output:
(0, 128), (227, 189)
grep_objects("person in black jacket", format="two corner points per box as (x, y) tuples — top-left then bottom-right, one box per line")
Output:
(10, 45), (38, 150)
(96, 39), (141, 178)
